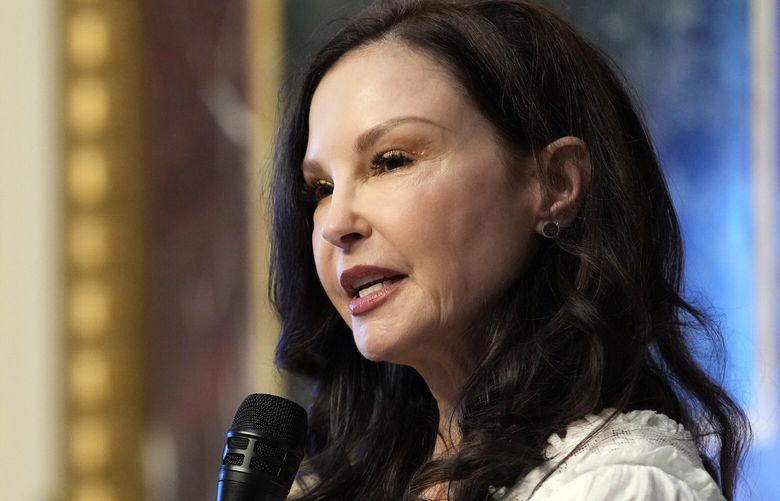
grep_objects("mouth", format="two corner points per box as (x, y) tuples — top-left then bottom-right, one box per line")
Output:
(340, 265), (407, 316)
(353, 276), (405, 297)
(340, 265), (406, 297)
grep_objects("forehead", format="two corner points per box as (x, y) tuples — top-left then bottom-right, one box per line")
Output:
(307, 41), (473, 146)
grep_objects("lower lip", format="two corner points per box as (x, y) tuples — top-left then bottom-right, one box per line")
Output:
(348, 278), (405, 316)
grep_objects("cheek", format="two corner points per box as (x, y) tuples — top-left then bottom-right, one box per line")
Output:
(414, 176), (502, 249)
(311, 232), (354, 328)
(311, 224), (324, 275)
(413, 173), (531, 294)
(311, 226), (337, 297)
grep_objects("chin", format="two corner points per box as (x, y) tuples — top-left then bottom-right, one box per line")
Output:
(356, 348), (385, 362)
(354, 335), (392, 362)
(353, 326), (408, 364)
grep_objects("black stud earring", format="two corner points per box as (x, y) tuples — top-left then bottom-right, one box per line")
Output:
(542, 220), (560, 239)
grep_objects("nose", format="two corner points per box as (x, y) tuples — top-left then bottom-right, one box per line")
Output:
(318, 186), (370, 249)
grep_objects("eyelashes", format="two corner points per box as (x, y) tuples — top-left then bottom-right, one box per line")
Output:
(370, 150), (413, 172)
(301, 150), (414, 204)
(301, 179), (333, 204)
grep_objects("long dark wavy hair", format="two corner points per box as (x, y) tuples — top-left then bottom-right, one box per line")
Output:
(269, 1), (750, 499)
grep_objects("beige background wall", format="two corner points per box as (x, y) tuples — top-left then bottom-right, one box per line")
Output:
(0, 0), (61, 499)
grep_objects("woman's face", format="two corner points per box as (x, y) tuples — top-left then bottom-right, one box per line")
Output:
(303, 42), (542, 371)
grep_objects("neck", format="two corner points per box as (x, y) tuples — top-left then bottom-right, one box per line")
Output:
(403, 327), (481, 456)
(413, 357), (470, 458)
(413, 354), (473, 501)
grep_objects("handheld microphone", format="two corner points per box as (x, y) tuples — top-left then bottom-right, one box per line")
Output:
(216, 394), (308, 501)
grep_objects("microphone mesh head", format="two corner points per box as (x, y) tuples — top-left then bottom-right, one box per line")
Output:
(231, 394), (308, 452)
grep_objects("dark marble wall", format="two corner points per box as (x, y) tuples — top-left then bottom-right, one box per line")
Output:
(142, 0), (247, 499)
(283, 0), (367, 76)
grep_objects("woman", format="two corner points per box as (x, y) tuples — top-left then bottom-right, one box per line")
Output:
(270, 1), (750, 499)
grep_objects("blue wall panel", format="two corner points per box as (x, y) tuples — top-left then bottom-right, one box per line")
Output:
(545, 1), (778, 498)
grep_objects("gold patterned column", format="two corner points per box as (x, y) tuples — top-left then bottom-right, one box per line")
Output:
(63, 0), (144, 499)
(246, 0), (286, 397)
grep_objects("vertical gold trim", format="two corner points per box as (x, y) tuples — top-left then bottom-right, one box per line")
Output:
(63, 0), (145, 499)
(246, 0), (286, 397)
(750, 0), (778, 444)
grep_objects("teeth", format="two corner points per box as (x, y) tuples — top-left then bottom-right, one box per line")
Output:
(357, 280), (392, 298)
(352, 274), (386, 290)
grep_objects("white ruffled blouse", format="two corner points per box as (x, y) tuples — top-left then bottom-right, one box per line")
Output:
(490, 409), (725, 501)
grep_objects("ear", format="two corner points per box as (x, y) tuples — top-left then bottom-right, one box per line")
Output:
(534, 136), (591, 235)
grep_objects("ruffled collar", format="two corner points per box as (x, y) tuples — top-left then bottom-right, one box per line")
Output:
(543, 408), (691, 459)
(488, 409), (697, 500)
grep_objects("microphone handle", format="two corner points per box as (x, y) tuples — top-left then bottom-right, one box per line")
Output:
(216, 475), (288, 501)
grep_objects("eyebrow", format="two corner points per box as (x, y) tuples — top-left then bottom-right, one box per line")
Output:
(302, 115), (445, 174)
(354, 115), (444, 153)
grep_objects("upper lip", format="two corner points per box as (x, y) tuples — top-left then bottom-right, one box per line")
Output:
(339, 265), (406, 297)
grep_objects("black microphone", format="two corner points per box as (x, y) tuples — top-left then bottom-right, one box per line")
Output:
(216, 393), (308, 501)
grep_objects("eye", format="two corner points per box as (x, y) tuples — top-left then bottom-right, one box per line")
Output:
(301, 179), (334, 204)
(370, 150), (413, 172)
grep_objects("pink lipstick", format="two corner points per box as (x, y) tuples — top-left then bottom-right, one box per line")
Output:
(339, 265), (407, 316)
